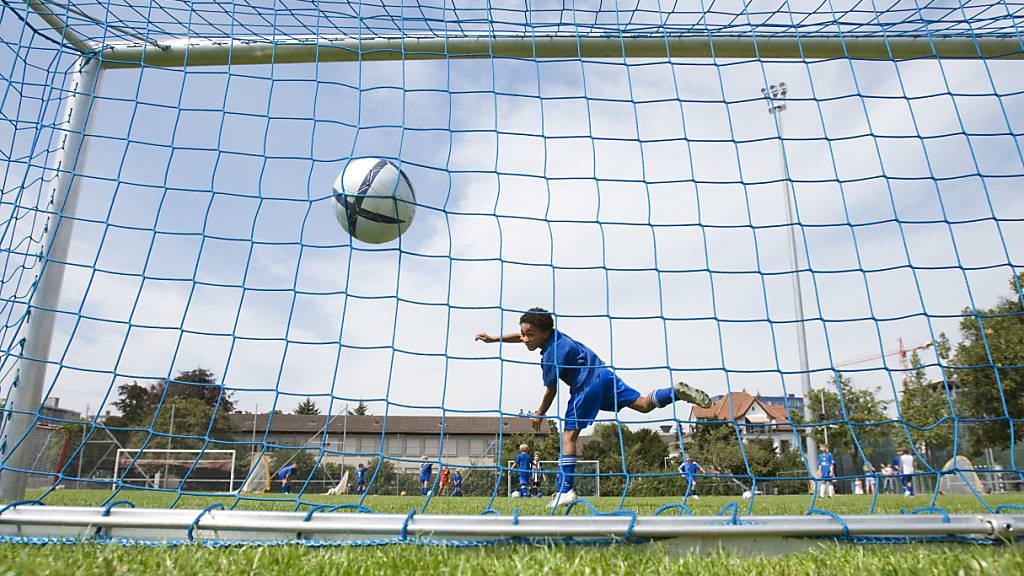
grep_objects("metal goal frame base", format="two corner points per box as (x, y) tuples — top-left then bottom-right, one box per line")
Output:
(0, 505), (1019, 547)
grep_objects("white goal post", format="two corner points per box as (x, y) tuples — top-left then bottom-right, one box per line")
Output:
(113, 449), (236, 493)
(506, 460), (600, 498)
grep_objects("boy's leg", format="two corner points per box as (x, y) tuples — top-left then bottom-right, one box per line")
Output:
(628, 380), (713, 413)
(557, 428), (581, 494)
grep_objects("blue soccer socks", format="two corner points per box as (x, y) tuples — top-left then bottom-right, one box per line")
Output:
(652, 387), (675, 408)
(558, 456), (577, 493)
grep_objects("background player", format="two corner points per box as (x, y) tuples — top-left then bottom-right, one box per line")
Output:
(419, 456), (433, 496)
(899, 448), (916, 496)
(355, 462), (367, 494)
(277, 463), (298, 494)
(477, 307), (712, 508)
(530, 452), (543, 497)
(817, 444), (836, 498)
(513, 444), (532, 497)
(452, 469), (463, 496)
(678, 454), (703, 499)
(439, 467), (451, 496)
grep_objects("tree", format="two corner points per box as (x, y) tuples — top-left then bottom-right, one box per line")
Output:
(899, 348), (954, 465)
(106, 368), (237, 447)
(348, 402), (369, 416)
(578, 424), (670, 495)
(953, 273), (1024, 450)
(807, 373), (889, 456)
(293, 398), (321, 416)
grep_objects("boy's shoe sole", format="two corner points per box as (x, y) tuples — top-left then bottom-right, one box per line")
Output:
(546, 490), (578, 509)
(674, 381), (712, 408)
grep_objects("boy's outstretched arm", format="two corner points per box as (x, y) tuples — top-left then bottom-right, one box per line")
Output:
(475, 332), (524, 344)
(530, 385), (557, 431)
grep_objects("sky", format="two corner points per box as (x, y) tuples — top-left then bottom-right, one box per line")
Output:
(1, 0), (1023, 444)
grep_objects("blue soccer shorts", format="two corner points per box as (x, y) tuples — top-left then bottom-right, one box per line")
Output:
(564, 372), (641, 431)
(518, 472), (531, 486)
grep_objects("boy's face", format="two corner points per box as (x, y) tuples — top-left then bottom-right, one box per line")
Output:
(520, 322), (551, 352)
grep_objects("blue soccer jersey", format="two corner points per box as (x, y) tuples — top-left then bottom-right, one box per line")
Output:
(357, 467), (367, 485)
(277, 464), (296, 481)
(818, 453), (835, 478)
(679, 461), (701, 478)
(514, 453), (532, 472)
(541, 330), (609, 394)
(419, 462), (433, 482)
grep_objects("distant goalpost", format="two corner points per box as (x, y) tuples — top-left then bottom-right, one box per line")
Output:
(0, 0), (1022, 547)
(113, 449), (236, 493)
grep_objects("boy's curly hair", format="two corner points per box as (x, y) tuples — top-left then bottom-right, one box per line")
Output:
(519, 307), (553, 332)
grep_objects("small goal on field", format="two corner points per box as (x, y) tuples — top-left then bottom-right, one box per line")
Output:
(113, 449), (236, 492)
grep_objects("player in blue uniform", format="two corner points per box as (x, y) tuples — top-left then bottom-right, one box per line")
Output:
(513, 443), (532, 497)
(677, 455), (703, 498)
(419, 456), (433, 496)
(817, 444), (836, 498)
(477, 307), (712, 509)
(452, 470), (463, 496)
(277, 464), (298, 494)
(356, 463), (367, 494)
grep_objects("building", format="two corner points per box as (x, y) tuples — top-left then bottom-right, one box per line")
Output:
(690, 392), (797, 452)
(229, 413), (549, 471)
(0, 396), (82, 424)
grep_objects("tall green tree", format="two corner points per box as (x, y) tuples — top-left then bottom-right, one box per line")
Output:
(106, 368), (237, 448)
(953, 273), (1024, 450)
(807, 373), (889, 456)
(293, 398), (321, 416)
(899, 348), (954, 464)
(348, 402), (369, 416)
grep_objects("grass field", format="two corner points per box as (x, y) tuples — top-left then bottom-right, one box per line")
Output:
(1, 490), (1022, 575)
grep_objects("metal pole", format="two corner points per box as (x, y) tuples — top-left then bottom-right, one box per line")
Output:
(762, 82), (818, 478)
(97, 35), (1024, 69)
(0, 56), (101, 501)
(163, 403), (174, 489)
(342, 404), (348, 469)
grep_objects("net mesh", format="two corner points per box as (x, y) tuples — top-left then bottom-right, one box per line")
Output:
(0, 0), (1022, 521)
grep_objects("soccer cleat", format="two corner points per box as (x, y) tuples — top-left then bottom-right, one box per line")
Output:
(674, 381), (712, 408)
(547, 489), (578, 509)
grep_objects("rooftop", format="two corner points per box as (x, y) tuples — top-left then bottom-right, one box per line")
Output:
(229, 413), (550, 436)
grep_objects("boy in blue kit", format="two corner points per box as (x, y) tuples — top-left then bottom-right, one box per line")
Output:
(452, 470), (463, 496)
(419, 456), (433, 496)
(513, 443), (532, 497)
(477, 307), (712, 509)
(277, 464), (298, 494)
(356, 463), (367, 494)
(817, 444), (836, 498)
(677, 455), (703, 499)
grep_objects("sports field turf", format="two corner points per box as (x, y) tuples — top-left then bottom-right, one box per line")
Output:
(1, 491), (1021, 575)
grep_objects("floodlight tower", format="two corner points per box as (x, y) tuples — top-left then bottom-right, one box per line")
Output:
(762, 82), (819, 472)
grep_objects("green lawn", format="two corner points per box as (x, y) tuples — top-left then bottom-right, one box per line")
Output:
(1, 491), (1021, 575)
(23, 488), (1024, 516)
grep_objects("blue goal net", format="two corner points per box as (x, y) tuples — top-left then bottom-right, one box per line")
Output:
(0, 0), (1023, 533)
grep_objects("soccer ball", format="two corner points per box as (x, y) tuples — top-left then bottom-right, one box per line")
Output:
(742, 490), (752, 500)
(511, 491), (521, 498)
(331, 157), (417, 244)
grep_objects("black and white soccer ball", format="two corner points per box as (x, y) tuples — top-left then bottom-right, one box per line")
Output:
(332, 157), (417, 244)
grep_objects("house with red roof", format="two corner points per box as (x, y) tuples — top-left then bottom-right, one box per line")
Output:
(689, 391), (798, 452)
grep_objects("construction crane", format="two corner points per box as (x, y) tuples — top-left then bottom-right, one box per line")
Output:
(835, 338), (933, 372)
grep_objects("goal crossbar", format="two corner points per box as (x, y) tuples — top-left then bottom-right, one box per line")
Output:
(97, 35), (1024, 69)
